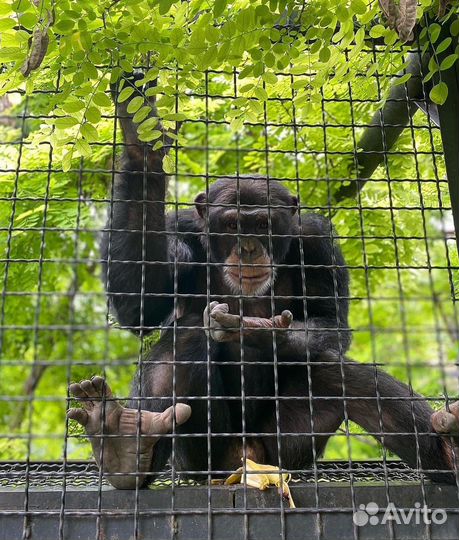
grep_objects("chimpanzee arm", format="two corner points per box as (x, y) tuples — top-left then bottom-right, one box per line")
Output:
(274, 213), (351, 356)
(314, 356), (456, 484)
(206, 213), (351, 357)
(101, 74), (190, 331)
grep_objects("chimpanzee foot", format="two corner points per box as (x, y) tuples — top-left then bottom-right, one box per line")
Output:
(431, 401), (459, 463)
(67, 376), (191, 489)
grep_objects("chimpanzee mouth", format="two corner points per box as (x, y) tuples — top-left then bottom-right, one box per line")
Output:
(227, 270), (271, 283)
(225, 269), (274, 295)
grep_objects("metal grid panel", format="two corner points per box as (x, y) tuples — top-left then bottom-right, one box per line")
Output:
(0, 40), (458, 540)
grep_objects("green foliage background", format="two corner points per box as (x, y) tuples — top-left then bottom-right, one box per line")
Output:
(0, 0), (457, 465)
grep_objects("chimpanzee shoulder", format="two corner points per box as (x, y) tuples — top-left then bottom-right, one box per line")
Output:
(299, 212), (334, 236)
(296, 212), (343, 264)
(166, 208), (206, 263)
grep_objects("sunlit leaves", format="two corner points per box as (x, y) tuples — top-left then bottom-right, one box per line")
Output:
(126, 95), (144, 114)
(162, 154), (175, 174)
(430, 81), (448, 104)
(93, 92), (112, 107)
(213, 0), (227, 17)
(118, 87), (135, 103)
(440, 53), (458, 70)
(0, 0), (455, 171)
(54, 117), (79, 129)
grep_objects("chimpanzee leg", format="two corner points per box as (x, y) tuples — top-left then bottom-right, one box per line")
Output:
(254, 366), (344, 469)
(68, 322), (236, 487)
(133, 324), (237, 479)
(312, 354), (456, 484)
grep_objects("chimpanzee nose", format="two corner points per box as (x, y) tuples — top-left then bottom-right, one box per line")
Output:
(241, 239), (257, 256)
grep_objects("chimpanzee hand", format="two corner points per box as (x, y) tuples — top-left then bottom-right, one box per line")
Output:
(203, 301), (292, 344)
(203, 302), (239, 342)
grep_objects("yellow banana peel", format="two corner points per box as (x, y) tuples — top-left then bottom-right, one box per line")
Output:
(224, 458), (296, 508)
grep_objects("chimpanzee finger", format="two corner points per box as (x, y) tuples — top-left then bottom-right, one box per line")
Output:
(143, 403), (192, 435)
(211, 310), (240, 329)
(279, 310), (293, 328)
(203, 302), (220, 327)
(69, 383), (92, 405)
(80, 379), (100, 399)
(210, 303), (229, 316)
(91, 376), (113, 398)
(67, 408), (89, 427)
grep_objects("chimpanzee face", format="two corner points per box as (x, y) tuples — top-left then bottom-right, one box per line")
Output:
(195, 178), (298, 296)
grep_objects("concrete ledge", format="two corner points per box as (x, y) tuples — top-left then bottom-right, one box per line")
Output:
(1, 480), (459, 540)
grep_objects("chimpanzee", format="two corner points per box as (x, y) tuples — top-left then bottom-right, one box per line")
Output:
(68, 74), (459, 489)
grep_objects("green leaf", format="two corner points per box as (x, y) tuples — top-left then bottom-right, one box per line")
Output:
(55, 19), (75, 32)
(310, 39), (322, 54)
(86, 106), (101, 124)
(93, 92), (112, 107)
(253, 62), (264, 77)
(369, 24), (385, 39)
(262, 72), (277, 84)
(451, 19), (459, 37)
(62, 149), (73, 172)
(19, 12), (37, 29)
(55, 117), (79, 129)
(133, 106), (152, 124)
(428, 23), (441, 44)
(81, 62), (98, 79)
(238, 65), (253, 79)
(430, 82), (448, 105)
(351, 0), (366, 15)
(126, 96), (144, 114)
(0, 17), (15, 31)
(162, 112), (187, 121)
(0, 4), (13, 16)
(393, 73), (411, 86)
(440, 54), (458, 71)
(428, 56), (438, 72)
(264, 52), (275, 68)
(138, 117), (158, 131)
(75, 138), (91, 157)
(119, 59), (133, 73)
(81, 123), (99, 141)
(118, 87), (135, 103)
(436, 37), (452, 55)
(254, 86), (268, 101)
(240, 83), (254, 93)
(138, 129), (162, 141)
(159, 0), (174, 15)
(259, 35), (271, 50)
(213, 0), (227, 18)
(162, 154), (175, 174)
(319, 47), (331, 63)
(422, 70), (435, 83)
(62, 100), (85, 113)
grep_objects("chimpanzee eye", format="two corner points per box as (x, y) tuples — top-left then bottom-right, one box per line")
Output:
(259, 221), (269, 230)
(227, 220), (238, 230)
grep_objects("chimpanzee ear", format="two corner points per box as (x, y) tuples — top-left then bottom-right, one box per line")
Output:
(195, 192), (207, 219)
(291, 196), (298, 215)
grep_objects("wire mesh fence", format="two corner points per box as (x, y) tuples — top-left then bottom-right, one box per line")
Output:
(0, 37), (458, 540)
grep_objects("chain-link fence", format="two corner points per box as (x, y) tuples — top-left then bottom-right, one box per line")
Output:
(0, 37), (458, 540)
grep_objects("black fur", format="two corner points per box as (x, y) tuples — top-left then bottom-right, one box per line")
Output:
(101, 77), (454, 484)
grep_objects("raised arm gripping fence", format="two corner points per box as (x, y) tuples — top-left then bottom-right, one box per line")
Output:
(0, 35), (458, 540)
